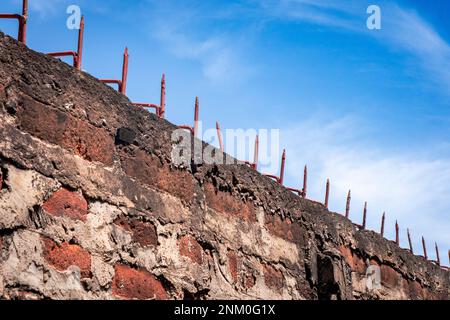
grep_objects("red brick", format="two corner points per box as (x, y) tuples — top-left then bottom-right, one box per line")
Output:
(17, 97), (114, 165)
(178, 235), (204, 265)
(42, 237), (91, 278)
(265, 214), (306, 245)
(120, 149), (195, 204)
(245, 273), (255, 289)
(406, 279), (424, 299)
(339, 246), (367, 274)
(114, 216), (158, 247)
(204, 183), (255, 222)
(263, 264), (284, 292)
(113, 264), (167, 300)
(227, 251), (239, 282)
(380, 264), (400, 288)
(42, 188), (88, 221)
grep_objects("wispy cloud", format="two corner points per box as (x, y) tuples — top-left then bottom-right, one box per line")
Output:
(282, 116), (450, 265)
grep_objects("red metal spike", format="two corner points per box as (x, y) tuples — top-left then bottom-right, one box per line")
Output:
(216, 121), (224, 152)
(279, 149), (286, 185)
(0, 0), (28, 44)
(407, 228), (413, 253)
(253, 135), (259, 170)
(435, 243), (440, 266)
(121, 47), (129, 94)
(380, 212), (385, 237)
(395, 221), (399, 245)
(362, 202), (367, 229)
(193, 97), (199, 138)
(302, 165), (308, 198)
(324, 179), (330, 208)
(422, 236), (428, 260)
(345, 190), (351, 218)
(160, 74), (166, 118)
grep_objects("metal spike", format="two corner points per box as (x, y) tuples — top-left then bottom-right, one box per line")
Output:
(422, 236), (428, 260)
(253, 135), (259, 170)
(302, 165), (308, 198)
(120, 47), (129, 94)
(193, 97), (199, 138)
(75, 16), (84, 70)
(216, 121), (224, 152)
(345, 190), (351, 218)
(324, 179), (330, 209)
(395, 221), (399, 245)
(160, 73), (166, 118)
(279, 150), (286, 185)
(435, 243), (440, 266)
(362, 202), (367, 229)
(407, 228), (413, 253)
(380, 212), (385, 237)
(20, 0), (28, 44)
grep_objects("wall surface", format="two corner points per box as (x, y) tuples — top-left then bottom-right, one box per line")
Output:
(0, 32), (448, 300)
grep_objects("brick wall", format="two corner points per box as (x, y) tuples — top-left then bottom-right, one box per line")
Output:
(0, 31), (448, 300)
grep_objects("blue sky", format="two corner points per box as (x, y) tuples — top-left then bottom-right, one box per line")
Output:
(1, 0), (449, 265)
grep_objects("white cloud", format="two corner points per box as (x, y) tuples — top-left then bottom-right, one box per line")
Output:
(281, 116), (450, 265)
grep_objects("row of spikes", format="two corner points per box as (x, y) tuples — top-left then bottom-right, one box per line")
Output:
(2, 1), (448, 269)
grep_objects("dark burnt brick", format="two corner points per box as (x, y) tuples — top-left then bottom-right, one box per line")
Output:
(115, 127), (136, 145)
(120, 148), (195, 204)
(204, 183), (255, 222)
(113, 264), (168, 300)
(227, 251), (239, 283)
(339, 246), (367, 274)
(178, 235), (204, 265)
(265, 214), (306, 245)
(114, 216), (158, 247)
(263, 264), (284, 293)
(42, 187), (88, 221)
(380, 264), (400, 288)
(17, 96), (114, 165)
(42, 237), (91, 278)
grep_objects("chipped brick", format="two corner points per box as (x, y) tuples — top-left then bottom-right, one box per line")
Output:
(113, 264), (167, 300)
(178, 235), (204, 265)
(42, 187), (88, 221)
(204, 183), (255, 222)
(227, 251), (238, 282)
(339, 246), (367, 274)
(114, 216), (158, 247)
(42, 237), (91, 278)
(380, 264), (400, 288)
(265, 214), (306, 245)
(17, 97), (114, 165)
(263, 264), (284, 293)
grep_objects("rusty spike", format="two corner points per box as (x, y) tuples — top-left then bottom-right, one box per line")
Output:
(435, 243), (440, 266)
(216, 121), (224, 152)
(362, 202), (367, 229)
(193, 97), (199, 138)
(380, 212), (385, 237)
(120, 47), (129, 94)
(395, 221), (399, 245)
(253, 135), (259, 170)
(345, 190), (351, 218)
(324, 179), (330, 209)
(302, 165), (308, 198)
(422, 236), (428, 260)
(75, 16), (85, 70)
(20, 0), (28, 44)
(279, 149), (286, 185)
(160, 73), (166, 118)
(407, 228), (413, 253)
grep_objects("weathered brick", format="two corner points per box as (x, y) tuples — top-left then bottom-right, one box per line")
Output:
(0, 169), (3, 190)
(42, 187), (88, 221)
(114, 216), (158, 247)
(178, 235), (204, 265)
(380, 264), (400, 288)
(263, 264), (284, 292)
(245, 273), (256, 289)
(227, 251), (238, 282)
(113, 264), (167, 300)
(204, 183), (255, 222)
(406, 279), (424, 299)
(42, 237), (91, 278)
(120, 148), (195, 203)
(339, 246), (367, 274)
(17, 97), (114, 165)
(265, 214), (306, 245)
